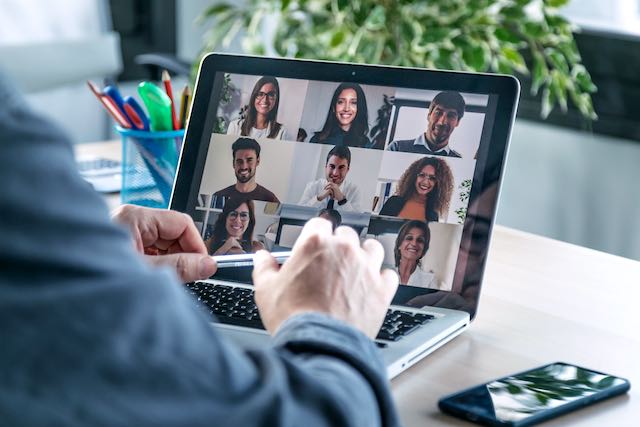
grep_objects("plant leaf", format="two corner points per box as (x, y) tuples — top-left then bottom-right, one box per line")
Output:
(531, 52), (549, 95)
(501, 46), (528, 74)
(544, 0), (571, 8)
(462, 43), (488, 71)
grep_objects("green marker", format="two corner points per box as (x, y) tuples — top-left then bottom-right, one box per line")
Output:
(137, 82), (173, 131)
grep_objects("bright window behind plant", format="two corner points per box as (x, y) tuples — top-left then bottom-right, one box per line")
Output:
(561, 0), (640, 35)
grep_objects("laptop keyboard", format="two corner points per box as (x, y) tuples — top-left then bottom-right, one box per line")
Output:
(186, 281), (435, 342)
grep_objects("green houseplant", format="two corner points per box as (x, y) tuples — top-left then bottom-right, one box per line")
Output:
(198, 0), (597, 120)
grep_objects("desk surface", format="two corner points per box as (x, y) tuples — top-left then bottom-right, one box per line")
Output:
(78, 140), (639, 426)
(394, 227), (639, 427)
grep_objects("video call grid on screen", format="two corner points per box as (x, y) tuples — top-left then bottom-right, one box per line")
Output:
(191, 72), (499, 293)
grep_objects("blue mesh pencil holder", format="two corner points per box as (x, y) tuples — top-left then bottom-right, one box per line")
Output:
(116, 127), (185, 208)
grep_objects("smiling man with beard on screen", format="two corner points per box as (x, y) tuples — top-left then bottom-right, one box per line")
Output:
(214, 137), (280, 203)
(387, 91), (465, 158)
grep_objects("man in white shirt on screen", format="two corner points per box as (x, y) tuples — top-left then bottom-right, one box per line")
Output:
(298, 145), (362, 212)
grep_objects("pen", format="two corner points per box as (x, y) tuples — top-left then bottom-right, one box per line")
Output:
(161, 70), (179, 130)
(137, 81), (173, 132)
(123, 96), (150, 131)
(86, 81), (131, 128)
(103, 85), (134, 127)
(178, 85), (191, 129)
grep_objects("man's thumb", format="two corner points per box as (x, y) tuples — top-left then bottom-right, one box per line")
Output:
(252, 250), (279, 285)
(145, 253), (217, 282)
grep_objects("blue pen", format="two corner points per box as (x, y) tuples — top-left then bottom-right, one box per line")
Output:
(103, 85), (134, 127)
(123, 96), (150, 131)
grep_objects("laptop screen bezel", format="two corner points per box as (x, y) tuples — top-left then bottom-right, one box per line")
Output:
(170, 53), (520, 321)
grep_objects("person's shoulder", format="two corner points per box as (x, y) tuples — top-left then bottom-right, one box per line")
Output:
(214, 185), (235, 196)
(351, 134), (370, 148)
(386, 195), (404, 206)
(226, 118), (243, 134)
(448, 148), (462, 158)
(426, 209), (439, 222)
(380, 195), (403, 213)
(387, 138), (415, 152)
(309, 132), (322, 143)
(275, 123), (289, 140)
(255, 184), (280, 202)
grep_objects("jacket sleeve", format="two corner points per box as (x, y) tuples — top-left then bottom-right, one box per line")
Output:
(0, 70), (400, 427)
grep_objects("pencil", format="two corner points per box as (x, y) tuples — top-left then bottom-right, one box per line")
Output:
(178, 85), (192, 129)
(161, 70), (179, 130)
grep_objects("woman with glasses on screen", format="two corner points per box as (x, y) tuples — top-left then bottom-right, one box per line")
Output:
(227, 76), (290, 140)
(379, 156), (454, 222)
(310, 83), (370, 148)
(206, 197), (265, 256)
(393, 220), (438, 288)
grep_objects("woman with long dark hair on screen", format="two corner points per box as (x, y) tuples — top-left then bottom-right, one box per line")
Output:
(379, 156), (454, 222)
(205, 197), (265, 255)
(227, 76), (290, 140)
(393, 220), (438, 288)
(310, 82), (370, 148)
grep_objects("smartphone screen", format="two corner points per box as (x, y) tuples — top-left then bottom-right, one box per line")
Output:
(439, 362), (630, 426)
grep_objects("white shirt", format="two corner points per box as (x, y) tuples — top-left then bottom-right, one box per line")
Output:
(298, 179), (363, 212)
(227, 118), (290, 140)
(405, 267), (447, 290)
(411, 133), (455, 155)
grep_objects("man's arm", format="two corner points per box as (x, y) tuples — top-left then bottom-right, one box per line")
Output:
(298, 180), (325, 207)
(338, 183), (363, 212)
(0, 70), (400, 427)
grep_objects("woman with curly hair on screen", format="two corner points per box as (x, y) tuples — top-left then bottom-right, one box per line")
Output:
(379, 156), (454, 222)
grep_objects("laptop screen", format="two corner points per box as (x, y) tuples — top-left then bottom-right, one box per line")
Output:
(173, 55), (518, 318)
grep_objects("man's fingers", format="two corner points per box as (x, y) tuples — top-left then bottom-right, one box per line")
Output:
(333, 225), (360, 247)
(145, 253), (217, 282)
(380, 269), (400, 301)
(144, 210), (207, 255)
(293, 217), (333, 252)
(362, 238), (385, 269)
(252, 250), (279, 286)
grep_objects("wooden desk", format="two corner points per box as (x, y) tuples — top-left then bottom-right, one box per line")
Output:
(78, 140), (639, 426)
(394, 227), (640, 427)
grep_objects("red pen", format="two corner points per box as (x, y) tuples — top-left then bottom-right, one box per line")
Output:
(162, 70), (179, 130)
(86, 81), (131, 128)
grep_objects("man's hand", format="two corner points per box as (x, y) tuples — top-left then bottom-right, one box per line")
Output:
(253, 218), (398, 338)
(316, 187), (331, 202)
(111, 205), (217, 282)
(325, 182), (345, 202)
(213, 237), (245, 256)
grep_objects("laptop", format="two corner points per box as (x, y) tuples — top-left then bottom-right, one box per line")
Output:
(170, 53), (519, 379)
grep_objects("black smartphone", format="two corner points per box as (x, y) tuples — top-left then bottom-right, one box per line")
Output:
(438, 362), (630, 427)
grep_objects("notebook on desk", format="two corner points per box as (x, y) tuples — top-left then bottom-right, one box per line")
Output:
(169, 54), (519, 378)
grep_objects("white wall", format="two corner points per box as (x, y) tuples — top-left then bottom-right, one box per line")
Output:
(0, 0), (114, 143)
(497, 119), (640, 260)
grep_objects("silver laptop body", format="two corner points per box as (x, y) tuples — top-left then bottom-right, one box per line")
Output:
(171, 54), (519, 378)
